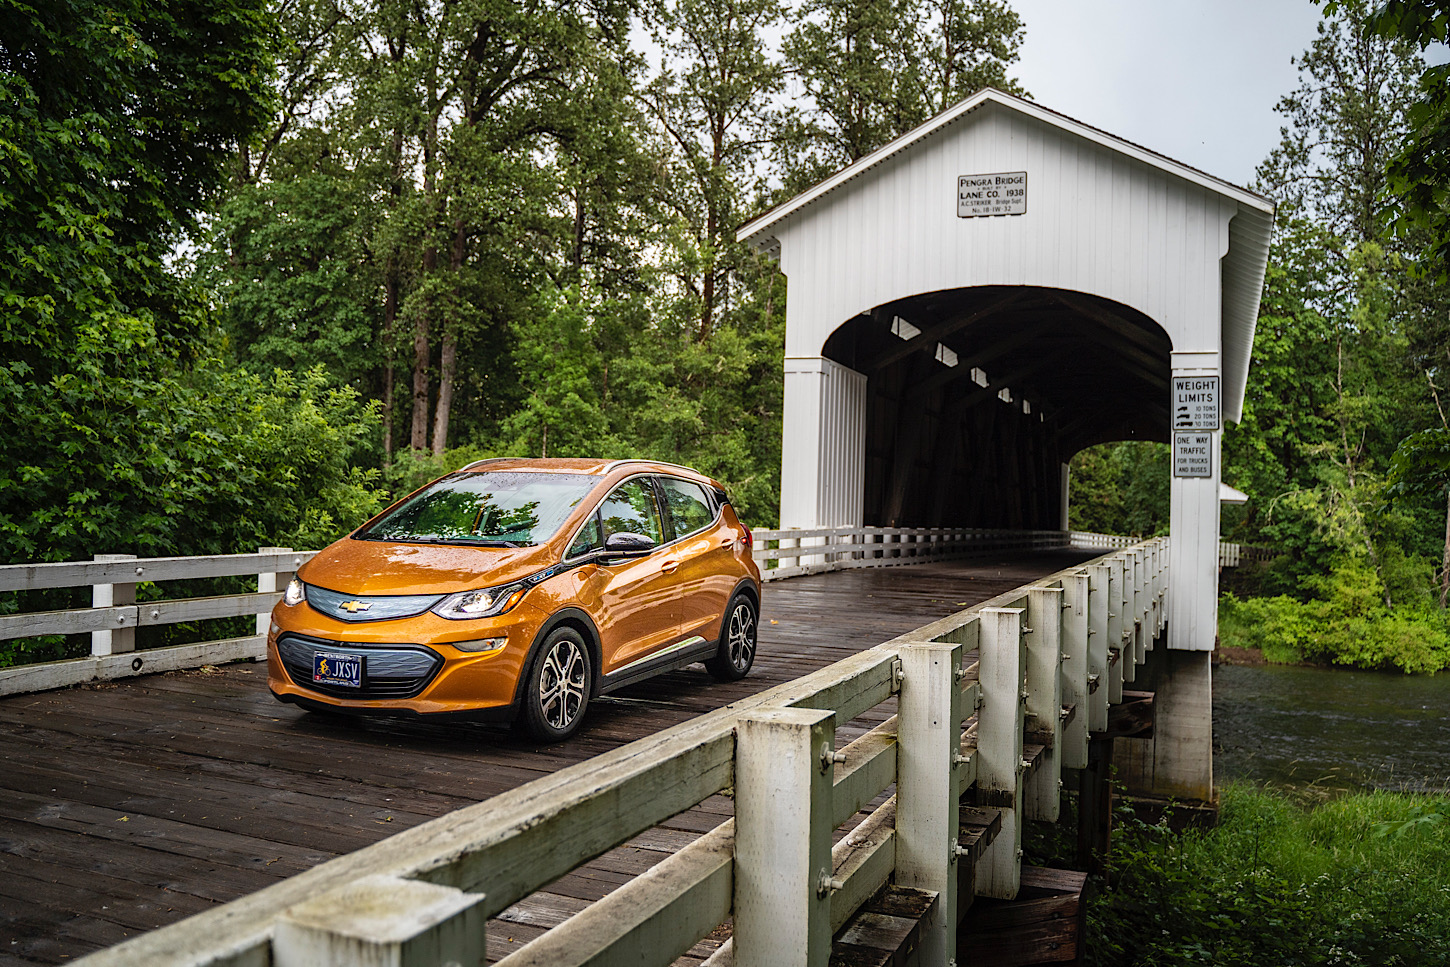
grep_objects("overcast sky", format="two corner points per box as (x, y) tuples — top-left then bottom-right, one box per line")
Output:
(1010, 0), (1326, 190)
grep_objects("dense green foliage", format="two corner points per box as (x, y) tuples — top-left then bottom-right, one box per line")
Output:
(198, 0), (1025, 533)
(1220, 571), (1450, 673)
(1067, 442), (1169, 538)
(1088, 784), (1450, 966)
(1358, 0), (1450, 277)
(0, 0), (381, 570)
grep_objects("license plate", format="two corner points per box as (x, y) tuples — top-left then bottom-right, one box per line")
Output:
(313, 652), (362, 688)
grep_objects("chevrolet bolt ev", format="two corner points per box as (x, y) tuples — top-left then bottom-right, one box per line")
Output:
(266, 459), (762, 741)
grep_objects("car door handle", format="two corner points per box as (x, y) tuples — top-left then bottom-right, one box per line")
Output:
(661, 560), (680, 573)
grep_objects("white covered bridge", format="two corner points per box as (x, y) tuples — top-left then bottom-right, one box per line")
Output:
(742, 87), (1272, 800)
(746, 88), (1271, 656)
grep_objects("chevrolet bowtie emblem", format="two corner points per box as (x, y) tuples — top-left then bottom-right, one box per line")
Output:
(339, 600), (372, 614)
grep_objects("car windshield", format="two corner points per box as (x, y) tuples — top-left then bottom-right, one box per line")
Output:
(356, 472), (596, 547)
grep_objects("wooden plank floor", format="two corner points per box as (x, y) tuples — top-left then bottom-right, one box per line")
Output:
(0, 550), (1096, 966)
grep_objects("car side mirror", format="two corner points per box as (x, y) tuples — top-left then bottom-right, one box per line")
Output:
(602, 532), (657, 557)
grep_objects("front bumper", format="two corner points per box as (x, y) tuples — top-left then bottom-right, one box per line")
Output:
(265, 597), (547, 717)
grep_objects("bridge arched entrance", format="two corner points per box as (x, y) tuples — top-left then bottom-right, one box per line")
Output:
(741, 88), (1274, 664)
(821, 285), (1171, 531)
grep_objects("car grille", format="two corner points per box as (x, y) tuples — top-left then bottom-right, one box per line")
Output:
(277, 634), (443, 700)
(304, 584), (443, 622)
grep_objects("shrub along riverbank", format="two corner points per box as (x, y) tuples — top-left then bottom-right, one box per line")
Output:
(1218, 560), (1450, 674)
(1086, 784), (1450, 966)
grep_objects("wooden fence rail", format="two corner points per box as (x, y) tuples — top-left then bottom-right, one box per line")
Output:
(0, 547), (315, 696)
(71, 537), (1169, 967)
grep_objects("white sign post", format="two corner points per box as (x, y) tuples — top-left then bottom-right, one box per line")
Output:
(1173, 432), (1213, 478)
(957, 172), (1027, 217)
(1172, 376), (1219, 430)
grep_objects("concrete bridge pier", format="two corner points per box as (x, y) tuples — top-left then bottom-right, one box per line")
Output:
(1115, 647), (1215, 804)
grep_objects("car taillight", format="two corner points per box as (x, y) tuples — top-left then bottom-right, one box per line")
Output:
(741, 527), (753, 550)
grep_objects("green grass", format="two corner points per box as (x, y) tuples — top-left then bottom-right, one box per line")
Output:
(1087, 784), (1450, 966)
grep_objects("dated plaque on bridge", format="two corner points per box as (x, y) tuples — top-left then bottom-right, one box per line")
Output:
(1172, 375), (1220, 430)
(1173, 433), (1213, 478)
(958, 171), (1027, 217)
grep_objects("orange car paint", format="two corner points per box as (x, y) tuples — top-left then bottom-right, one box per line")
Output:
(266, 459), (760, 719)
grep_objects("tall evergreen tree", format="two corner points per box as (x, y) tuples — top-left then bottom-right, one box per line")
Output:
(779, 0), (1023, 192)
(643, 0), (786, 343)
(1226, 0), (1438, 602)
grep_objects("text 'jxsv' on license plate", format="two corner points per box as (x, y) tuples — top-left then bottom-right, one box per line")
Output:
(314, 652), (362, 687)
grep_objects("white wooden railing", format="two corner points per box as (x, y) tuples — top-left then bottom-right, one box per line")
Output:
(1, 529), (1255, 695)
(0, 547), (314, 696)
(751, 526), (1073, 581)
(73, 537), (1169, 967)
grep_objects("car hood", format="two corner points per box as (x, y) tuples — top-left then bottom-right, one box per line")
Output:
(298, 538), (552, 596)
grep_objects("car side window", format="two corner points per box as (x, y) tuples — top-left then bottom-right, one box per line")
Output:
(658, 477), (716, 539)
(566, 513), (602, 558)
(598, 479), (663, 546)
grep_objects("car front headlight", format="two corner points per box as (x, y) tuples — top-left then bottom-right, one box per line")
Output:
(284, 578), (305, 607)
(433, 580), (530, 620)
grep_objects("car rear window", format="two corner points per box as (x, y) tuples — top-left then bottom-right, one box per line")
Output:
(357, 472), (596, 546)
(659, 477), (716, 538)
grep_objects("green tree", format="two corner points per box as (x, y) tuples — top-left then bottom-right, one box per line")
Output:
(1067, 442), (1169, 538)
(1357, 0), (1450, 276)
(1258, 0), (1423, 253)
(644, 0), (787, 342)
(779, 0), (1023, 192)
(1226, 0), (1437, 602)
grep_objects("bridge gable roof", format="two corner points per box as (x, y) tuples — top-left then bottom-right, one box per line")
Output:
(740, 88), (1272, 247)
(740, 89), (1275, 422)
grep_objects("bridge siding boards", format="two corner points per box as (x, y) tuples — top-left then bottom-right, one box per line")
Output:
(0, 551), (1095, 966)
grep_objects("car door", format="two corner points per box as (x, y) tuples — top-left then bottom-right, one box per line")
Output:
(579, 477), (683, 674)
(656, 476), (735, 642)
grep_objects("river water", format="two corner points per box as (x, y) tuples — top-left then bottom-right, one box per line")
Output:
(1213, 662), (1450, 796)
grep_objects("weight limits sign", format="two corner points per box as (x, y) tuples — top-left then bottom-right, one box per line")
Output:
(1172, 376), (1219, 430)
(958, 172), (1026, 217)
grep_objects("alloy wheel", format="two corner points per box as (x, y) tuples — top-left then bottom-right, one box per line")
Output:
(538, 637), (587, 731)
(727, 602), (756, 672)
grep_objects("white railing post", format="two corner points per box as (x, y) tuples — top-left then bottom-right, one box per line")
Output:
(1061, 572), (1090, 769)
(1159, 537), (1170, 634)
(977, 606), (1025, 900)
(273, 874), (484, 966)
(1106, 558), (1127, 698)
(91, 554), (137, 657)
(1024, 588), (1063, 822)
(256, 546), (295, 638)
(897, 640), (964, 963)
(1086, 564), (1111, 732)
(1130, 549), (1145, 667)
(734, 707), (836, 967)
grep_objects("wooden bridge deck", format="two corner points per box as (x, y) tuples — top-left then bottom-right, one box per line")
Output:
(0, 550), (1097, 966)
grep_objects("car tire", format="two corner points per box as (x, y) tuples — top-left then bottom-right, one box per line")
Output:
(705, 594), (757, 682)
(518, 627), (593, 742)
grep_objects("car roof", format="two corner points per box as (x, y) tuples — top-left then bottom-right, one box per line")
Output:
(456, 457), (722, 487)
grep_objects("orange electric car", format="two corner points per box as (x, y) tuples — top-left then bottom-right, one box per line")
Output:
(266, 458), (761, 740)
